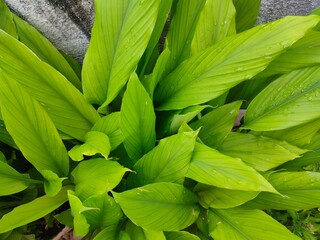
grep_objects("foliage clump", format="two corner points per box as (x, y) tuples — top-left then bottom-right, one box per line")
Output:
(0, 0), (320, 239)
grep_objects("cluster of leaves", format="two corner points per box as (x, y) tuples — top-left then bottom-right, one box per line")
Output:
(0, 0), (320, 239)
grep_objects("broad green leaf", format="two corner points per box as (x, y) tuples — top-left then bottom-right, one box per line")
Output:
(233, 0), (261, 32)
(68, 191), (91, 237)
(141, 47), (171, 96)
(113, 182), (200, 231)
(0, 0), (17, 38)
(125, 220), (166, 240)
(253, 118), (320, 147)
(187, 143), (278, 193)
(191, 0), (236, 54)
(280, 149), (320, 170)
(120, 73), (156, 161)
(94, 226), (130, 240)
(82, 0), (161, 106)
(12, 15), (82, 90)
(83, 194), (123, 229)
(194, 184), (258, 209)
(68, 131), (111, 161)
(0, 72), (69, 176)
(190, 101), (242, 148)
(0, 161), (33, 196)
(139, 0), (173, 76)
(0, 30), (100, 141)
(0, 152), (5, 163)
(154, 16), (320, 110)
(0, 186), (71, 233)
(54, 209), (73, 228)
(165, 231), (200, 240)
(218, 132), (307, 171)
(0, 120), (16, 148)
(71, 158), (129, 200)
(92, 112), (123, 150)
(41, 170), (65, 197)
(127, 130), (198, 187)
(209, 208), (300, 240)
(168, 105), (207, 135)
(243, 66), (320, 131)
(244, 171), (320, 210)
(165, 0), (206, 71)
(257, 31), (320, 78)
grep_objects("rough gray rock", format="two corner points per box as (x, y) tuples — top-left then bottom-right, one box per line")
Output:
(258, 0), (320, 23)
(3, 0), (320, 62)
(3, 0), (94, 62)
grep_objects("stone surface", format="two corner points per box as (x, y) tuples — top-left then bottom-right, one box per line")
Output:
(3, 0), (320, 62)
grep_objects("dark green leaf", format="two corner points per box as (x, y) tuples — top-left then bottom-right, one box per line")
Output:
(165, 231), (200, 240)
(125, 220), (166, 240)
(233, 0), (261, 32)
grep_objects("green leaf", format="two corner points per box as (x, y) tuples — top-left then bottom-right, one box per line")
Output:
(244, 171), (320, 210)
(0, 0), (17, 38)
(186, 143), (278, 193)
(68, 191), (91, 237)
(0, 71), (69, 176)
(243, 66), (320, 131)
(82, 0), (161, 106)
(191, 0), (236, 53)
(113, 182), (200, 231)
(168, 105), (208, 135)
(258, 31), (320, 78)
(0, 120), (16, 148)
(208, 208), (300, 240)
(93, 226), (130, 240)
(233, 0), (261, 32)
(92, 112), (123, 150)
(218, 132), (307, 171)
(165, 0), (206, 71)
(12, 15), (82, 90)
(68, 131), (111, 161)
(253, 118), (320, 147)
(128, 130), (198, 187)
(154, 16), (320, 110)
(280, 149), (320, 170)
(139, 0), (173, 76)
(82, 194), (123, 229)
(165, 231), (200, 240)
(0, 186), (71, 233)
(71, 158), (129, 200)
(190, 101), (242, 148)
(0, 30), (100, 141)
(120, 73), (156, 161)
(125, 220), (166, 240)
(194, 184), (258, 209)
(41, 170), (65, 197)
(0, 161), (33, 196)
